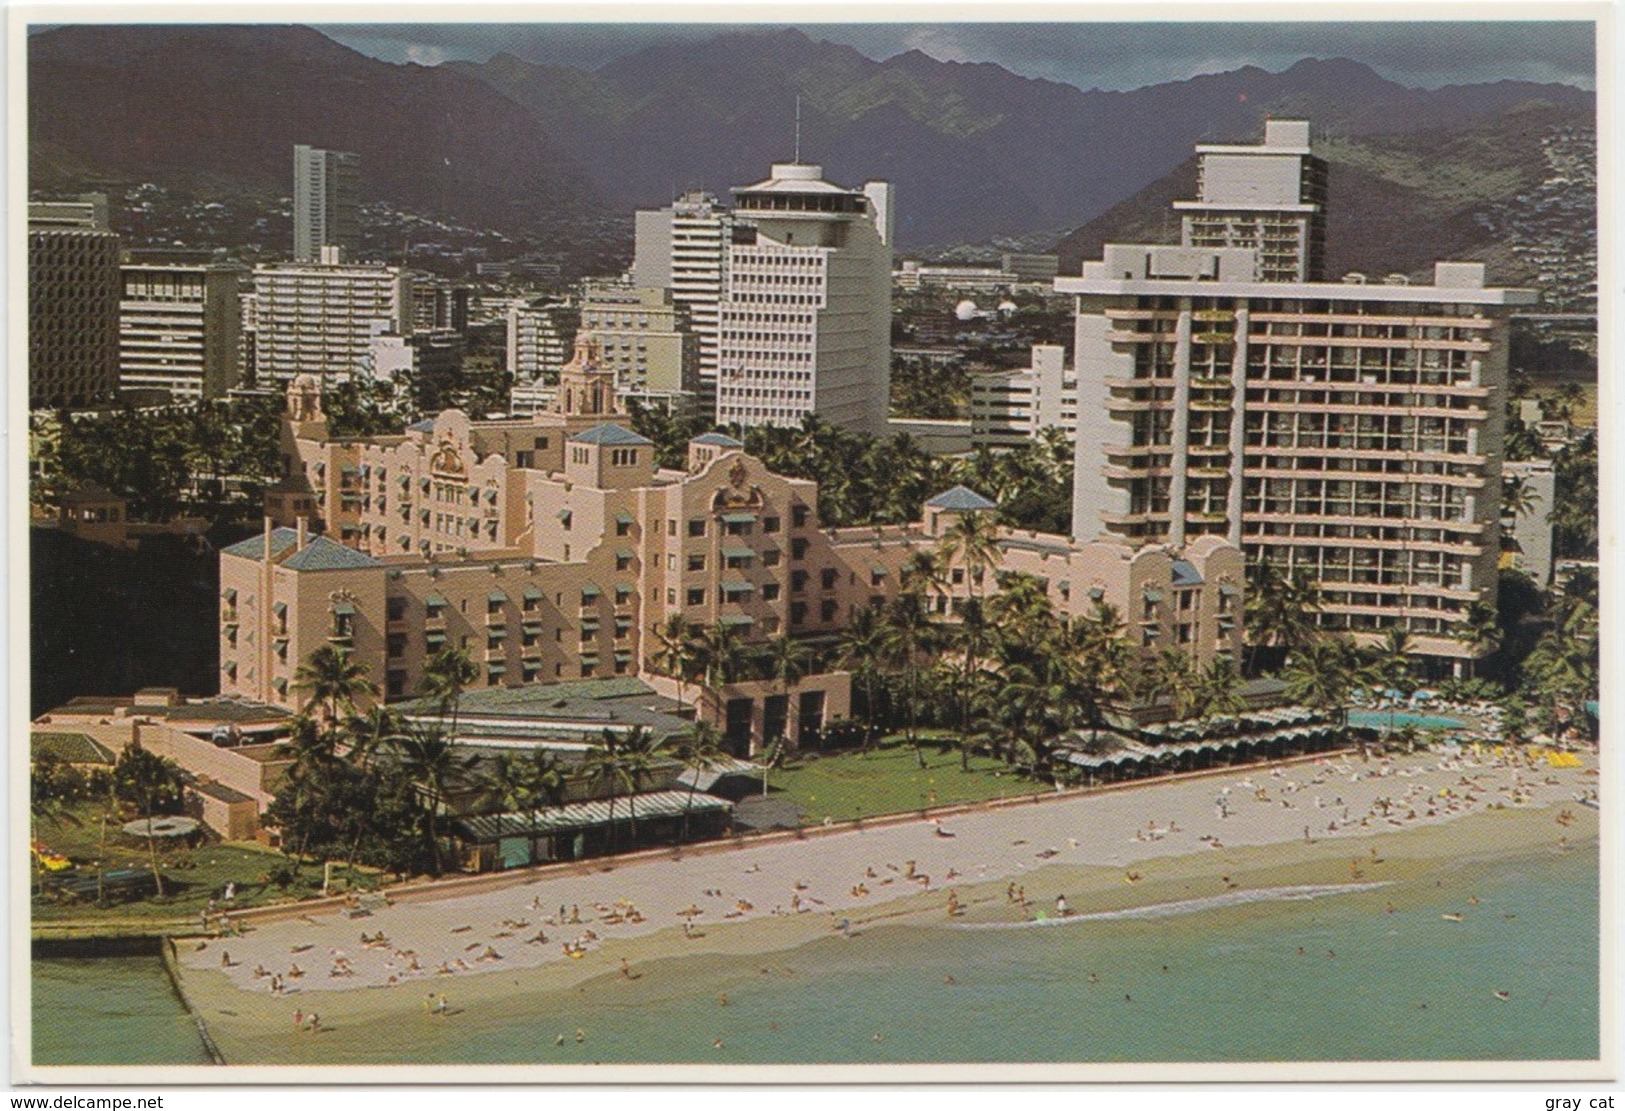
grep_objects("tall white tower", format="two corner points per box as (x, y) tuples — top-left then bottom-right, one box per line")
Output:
(633, 192), (731, 417)
(715, 162), (893, 435)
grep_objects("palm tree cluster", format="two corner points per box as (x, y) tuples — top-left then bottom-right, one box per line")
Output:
(626, 407), (1075, 534)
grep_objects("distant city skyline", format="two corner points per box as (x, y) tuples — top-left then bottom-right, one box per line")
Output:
(316, 20), (1596, 93)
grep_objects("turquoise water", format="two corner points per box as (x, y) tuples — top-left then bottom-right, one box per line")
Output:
(1347, 711), (1467, 731)
(32, 844), (1599, 1066)
(32, 955), (214, 1066)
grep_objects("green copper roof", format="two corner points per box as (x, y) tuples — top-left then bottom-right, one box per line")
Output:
(221, 528), (301, 560)
(924, 485), (997, 512)
(570, 424), (653, 447)
(282, 536), (381, 571)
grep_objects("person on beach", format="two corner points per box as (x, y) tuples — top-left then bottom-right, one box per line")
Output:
(1056, 895), (1070, 918)
(424, 993), (437, 1014)
(294, 1009), (303, 1031)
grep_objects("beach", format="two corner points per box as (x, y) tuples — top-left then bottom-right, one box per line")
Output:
(169, 747), (1600, 1065)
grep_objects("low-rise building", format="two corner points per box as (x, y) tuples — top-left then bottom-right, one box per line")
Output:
(969, 344), (1075, 449)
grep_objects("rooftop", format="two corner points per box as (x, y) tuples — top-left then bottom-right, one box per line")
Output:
(570, 424), (654, 447)
(31, 732), (116, 766)
(692, 432), (744, 449)
(925, 485), (998, 512)
(282, 535), (382, 571)
(221, 527), (301, 561)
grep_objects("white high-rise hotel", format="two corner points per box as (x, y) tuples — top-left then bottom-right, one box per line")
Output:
(715, 162), (893, 435)
(1060, 121), (1536, 667)
(633, 191), (731, 410)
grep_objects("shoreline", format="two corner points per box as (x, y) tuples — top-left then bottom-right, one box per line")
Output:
(157, 747), (1599, 1065)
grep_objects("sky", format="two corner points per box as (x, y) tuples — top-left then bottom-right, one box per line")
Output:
(316, 19), (1596, 92)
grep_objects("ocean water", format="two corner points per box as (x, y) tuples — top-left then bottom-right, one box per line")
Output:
(31, 955), (215, 1066)
(32, 843), (1600, 1066)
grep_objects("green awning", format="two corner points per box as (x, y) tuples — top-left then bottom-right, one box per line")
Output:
(614, 649), (634, 661)
(272, 602), (287, 616)
(580, 583), (601, 599)
(721, 580), (754, 595)
(426, 630), (447, 645)
(723, 547), (755, 560)
(1143, 589), (1164, 603)
(615, 513), (634, 526)
(719, 615), (754, 627)
(487, 662), (507, 675)
(424, 594), (448, 608)
(720, 512), (757, 524)
(615, 548), (635, 561)
(488, 626), (508, 639)
(523, 587), (544, 601)
(488, 591), (508, 604)
(870, 565), (888, 577)
(556, 508), (572, 521)
(331, 602), (356, 616)
(1219, 583), (1240, 596)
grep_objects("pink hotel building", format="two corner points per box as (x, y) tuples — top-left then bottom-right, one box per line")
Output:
(220, 338), (1244, 755)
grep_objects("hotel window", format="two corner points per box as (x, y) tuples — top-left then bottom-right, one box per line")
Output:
(387, 633), (406, 658)
(688, 519), (706, 538)
(687, 588), (706, 606)
(820, 568), (838, 590)
(762, 549), (780, 566)
(762, 582), (781, 601)
(763, 516), (780, 533)
(791, 570), (808, 593)
(790, 601), (808, 626)
(821, 600), (838, 622)
(792, 505), (810, 528)
(615, 516), (633, 537)
(791, 538), (809, 560)
(688, 554), (706, 572)
(386, 671), (406, 699)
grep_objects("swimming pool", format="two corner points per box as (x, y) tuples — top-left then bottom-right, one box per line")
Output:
(1346, 710), (1467, 731)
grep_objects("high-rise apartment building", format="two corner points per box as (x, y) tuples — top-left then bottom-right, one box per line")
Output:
(118, 262), (247, 401)
(410, 274), (471, 334)
(1173, 119), (1328, 283)
(634, 191), (731, 414)
(28, 197), (121, 409)
(506, 296), (578, 384)
(579, 282), (699, 413)
(252, 252), (411, 386)
(1061, 246), (1534, 664)
(969, 345), (1075, 449)
(715, 163), (894, 435)
(293, 144), (361, 263)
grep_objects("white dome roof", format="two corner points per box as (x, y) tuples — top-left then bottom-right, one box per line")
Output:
(954, 299), (980, 321)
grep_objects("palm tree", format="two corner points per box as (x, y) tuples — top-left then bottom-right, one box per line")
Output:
(937, 508), (1001, 601)
(618, 726), (674, 846)
(648, 613), (701, 715)
(479, 751), (536, 862)
(581, 729), (634, 854)
(420, 646), (478, 739)
(1282, 636), (1362, 731)
(1244, 562), (1321, 675)
(1192, 656), (1247, 723)
(292, 645), (378, 726)
(836, 604), (889, 744)
(1453, 600), (1502, 675)
(1501, 474), (1542, 520)
(1057, 602), (1128, 733)
(880, 591), (937, 768)
(675, 722), (727, 841)
(764, 634), (811, 746)
(386, 729), (478, 876)
(1376, 627), (1417, 736)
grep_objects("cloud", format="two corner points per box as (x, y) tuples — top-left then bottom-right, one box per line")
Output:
(402, 42), (446, 66)
(898, 27), (972, 63)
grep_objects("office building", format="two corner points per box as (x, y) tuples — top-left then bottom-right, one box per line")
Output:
(715, 162), (894, 435)
(634, 191), (731, 413)
(1173, 119), (1328, 283)
(969, 345), (1075, 449)
(1501, 458), (1556, 586)
(28, 197), (121, 409)
(293, 144), (361, 263)
(506, 296), (577, 383)
(579, 281), (699, 412)
(1061, 246), (1534, 665)
(118, 262), (247, 401)
(251, 252), (411, 386)
(410, 274), (471, 334)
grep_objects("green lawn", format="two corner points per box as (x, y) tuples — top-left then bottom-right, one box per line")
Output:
(30, 804), (358, 926)
(769, 735), (1049, 823)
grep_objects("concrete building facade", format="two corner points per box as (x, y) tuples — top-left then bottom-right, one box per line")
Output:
(28, 200), (121, 409)
(633, 191), (731, 415)
(1501, 458), (1556, 586)
(1174, 119), (1328, 283)
(1061, 247), (1535, 661)
(118, 262), (247, 401)
(251, 253), (412, 386)
(969, 344), (1076, 449)
(506, 296), (578, 386)
(293, 144), (361, 263)
(578, 282), (700, 412)
(716, 163), (894, 435)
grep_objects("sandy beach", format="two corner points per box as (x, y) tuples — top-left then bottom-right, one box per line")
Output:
(172, 746), (1599, 1062)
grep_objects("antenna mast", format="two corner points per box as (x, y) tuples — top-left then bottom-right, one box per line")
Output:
(794, 95), (802, 163)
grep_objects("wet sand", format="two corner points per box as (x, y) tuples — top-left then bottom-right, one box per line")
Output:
(171, 748), (1599, 1064)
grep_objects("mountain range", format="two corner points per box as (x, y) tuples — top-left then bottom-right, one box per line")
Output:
(28, 24), (1594, 259)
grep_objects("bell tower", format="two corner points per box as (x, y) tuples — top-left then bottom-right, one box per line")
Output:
(551, 333), (620, 419)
